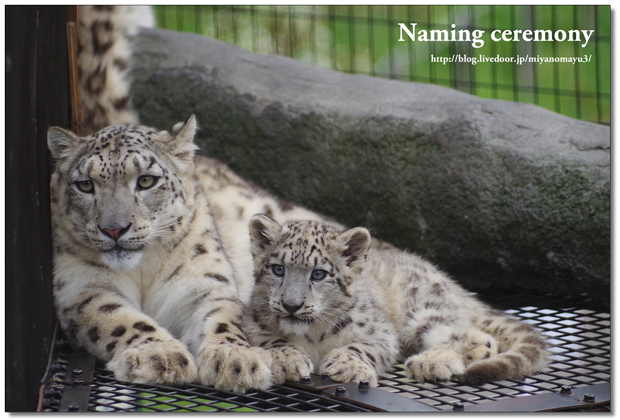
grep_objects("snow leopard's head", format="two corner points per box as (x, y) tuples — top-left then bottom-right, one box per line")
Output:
(47, 116), (199, 270)
(248, 214), (371, 336)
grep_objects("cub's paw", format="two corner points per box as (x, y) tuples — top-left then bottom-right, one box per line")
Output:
(320, 349), (378, 387)
(405, 349), (465, 383)
(197, 344), (273, 393)
(108, 339), (197, 385)
(463, 330), (498, 366)
(270, 346), (313, 385)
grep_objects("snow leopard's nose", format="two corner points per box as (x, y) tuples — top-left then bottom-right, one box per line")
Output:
(99, 223), (132, 241)
(282, 301), (303, 314)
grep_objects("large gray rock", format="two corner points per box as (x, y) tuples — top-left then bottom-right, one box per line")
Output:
(131, 28), (610, 300)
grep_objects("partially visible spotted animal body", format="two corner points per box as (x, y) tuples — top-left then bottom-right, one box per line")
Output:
(245, 215), (550, 387)
(78, 5), (154, 136)
(48, 116), (370, 392)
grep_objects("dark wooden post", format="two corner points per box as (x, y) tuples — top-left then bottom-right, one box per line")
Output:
(6, 5), (70, 411)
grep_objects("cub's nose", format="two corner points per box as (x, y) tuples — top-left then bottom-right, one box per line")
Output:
(282, 301), (303, 314)
(99, 223), (132, 241)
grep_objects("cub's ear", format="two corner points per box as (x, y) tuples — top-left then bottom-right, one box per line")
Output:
(162, 115), (199, 166)
(249, 214), (282, 258)
(337, 227), (371, 269)
(47, 127), (83, 160)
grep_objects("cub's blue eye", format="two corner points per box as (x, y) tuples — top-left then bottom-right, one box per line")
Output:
(272, 265), (285, 277)
(311, 269), (327, 281)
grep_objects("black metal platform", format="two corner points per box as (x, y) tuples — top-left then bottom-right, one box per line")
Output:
(39, 287), (610, 412)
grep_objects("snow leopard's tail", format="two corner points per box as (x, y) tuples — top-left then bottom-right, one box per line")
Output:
(464, 306), (550, 385)
(77, 6), (154, 135)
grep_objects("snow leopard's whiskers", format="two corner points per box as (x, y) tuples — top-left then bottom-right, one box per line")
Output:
(149, 217), (183, 239)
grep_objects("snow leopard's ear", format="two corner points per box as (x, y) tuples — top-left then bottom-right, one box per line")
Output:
(47, 127), (84, 160)
(337, 227), (371, 270)
(249, 214), (282, 258)
(162, 115), (199, 168)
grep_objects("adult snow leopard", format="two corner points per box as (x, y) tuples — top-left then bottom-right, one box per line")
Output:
(245, 215), (549, 386)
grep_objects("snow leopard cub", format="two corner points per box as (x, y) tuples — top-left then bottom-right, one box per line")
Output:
(245, 215), (549, 387)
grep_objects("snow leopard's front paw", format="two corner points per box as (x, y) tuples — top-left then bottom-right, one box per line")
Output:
(269, 345), (313, 385)
(197, 344), (273, 393)
(107, 339), (198, 385)
(405, 349), (465, 383)
(320, 348), (378, 387)
(463, 330), (498, 366)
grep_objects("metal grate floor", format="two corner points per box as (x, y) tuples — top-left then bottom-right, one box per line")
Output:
(87, 371), (370, 412)
(377, 288), (610, 411)
(40, 287), (610, 412)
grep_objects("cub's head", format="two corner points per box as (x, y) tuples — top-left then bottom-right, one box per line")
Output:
(47, 116), (199, 270)
(248, 214), (371, 336)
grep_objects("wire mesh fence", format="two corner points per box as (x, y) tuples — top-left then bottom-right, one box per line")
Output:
(152, 5), (610, 125)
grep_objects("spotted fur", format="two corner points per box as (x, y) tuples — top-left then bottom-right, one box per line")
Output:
(78, 5), (154, 136)
(245, 216), (549, 386)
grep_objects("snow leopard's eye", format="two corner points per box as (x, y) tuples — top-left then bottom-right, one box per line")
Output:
(137, 175), (158, 190)
(311, 269), (327, 281)
(76, 180), (94, 193)
(272, 265), (285, 277)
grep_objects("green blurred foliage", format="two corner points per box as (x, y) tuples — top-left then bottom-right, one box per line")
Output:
(153, 5), (609, 124)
